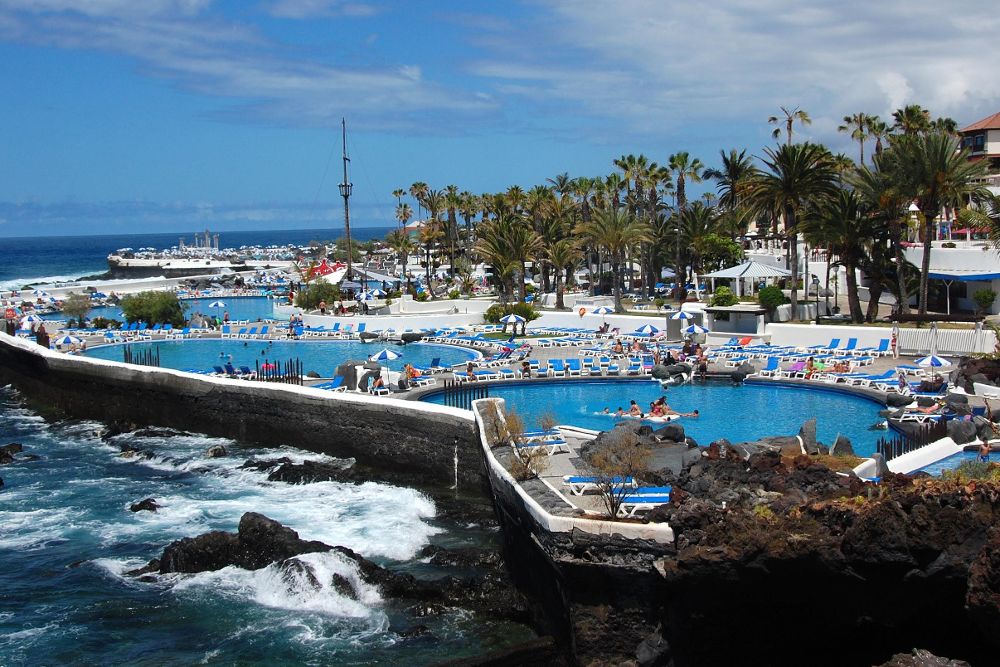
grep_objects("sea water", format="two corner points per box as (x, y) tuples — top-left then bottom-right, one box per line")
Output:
(0, 387), (530, 665)
(0, 227), (395, 292)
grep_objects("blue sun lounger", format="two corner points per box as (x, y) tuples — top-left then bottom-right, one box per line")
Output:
(562, 475), (636, 496)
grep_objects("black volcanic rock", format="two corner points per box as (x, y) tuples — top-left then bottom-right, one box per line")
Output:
(156, 512), (331, 573)
(239, 457), (359, 484)
(130, 498), (160, 513)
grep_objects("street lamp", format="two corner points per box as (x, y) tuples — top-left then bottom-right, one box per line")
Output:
(339, 118), (354, 282)
(673, 227), (682, 304)
(813, 276), (821, 324)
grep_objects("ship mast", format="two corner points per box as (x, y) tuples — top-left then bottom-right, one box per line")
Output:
(338, 118), (354, 282)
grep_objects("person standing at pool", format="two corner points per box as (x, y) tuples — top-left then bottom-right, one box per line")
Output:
(980, 440), (991, 462)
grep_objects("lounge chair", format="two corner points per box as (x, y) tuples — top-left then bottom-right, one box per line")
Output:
(313, 377), (347, 392)
(757, 357), (781, 377)
(562, 475), (636, 496)
(239, 365), (256, 379)
(804, 338), (839, 353)
(858, 339), (890, 356)
(778, 361), (807, 379)
(513, 438), (570, 456)
(565, 358), (582, 376)
(832, 338), (858, 355)
(617, 493), (672, 517)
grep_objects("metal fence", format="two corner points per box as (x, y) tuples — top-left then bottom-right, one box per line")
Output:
(123, 346), (160, 367)
(877, 420), (948, 461)
(437, 379), (489, 410)
(897, 326), (997, 355)
(254, 358), (303, 385)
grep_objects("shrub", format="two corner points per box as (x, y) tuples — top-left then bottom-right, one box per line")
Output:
(709, 286), (738, 307)
(295, 282), (342, 310)
(91, 317), (122, 330)
(484, 302), (540, 324)
(973, 288), (997, 315)
(120, 291), (186, 326)
(588, 428), (652, 519)
(448, 289), (461, 300)
(758, 285), (788, 315)
(653, 297), (666, 311)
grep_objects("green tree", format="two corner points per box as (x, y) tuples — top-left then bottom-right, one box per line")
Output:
(757, 285), (788, 318)
(710, 285), (738, 307)
(800, 189), (869, 322)
(884, 132), (988, 314)
(748, 142), (839, 319)
(546, 238), (582, 310)
(120, 291), (185, 327)
(698, 233), (744, 273)
(668, 151), (704, 213)
(838, 112), (876, 165)
(891, 104), (931, 136)
(577, 206), (652, 313)
(295, 282), (342, 310)
(61, 292), (92, 328)
(768, 105), (811, 145)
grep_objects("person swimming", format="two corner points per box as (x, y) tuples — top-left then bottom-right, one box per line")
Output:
(627, 400), (643, 417)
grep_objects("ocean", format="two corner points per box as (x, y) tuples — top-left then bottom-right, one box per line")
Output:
(0, 227), (395, 292)
(0, 387), (530, 666)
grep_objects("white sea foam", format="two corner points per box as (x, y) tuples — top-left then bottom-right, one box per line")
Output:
(0, 272), (97, 292)
(0, 507), (76, 550)
(172, 552), (386, 620)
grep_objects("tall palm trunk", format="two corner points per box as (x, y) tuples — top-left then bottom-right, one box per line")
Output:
(424, 246), (434, 300)
(889, 219), (909, 314)
(519, 261), (528, 302)
(612, 254), (624, 313)
(555, 268), (565, 310)
(786, 206), (799, 318)
(918, 210), (937, 315)
(844, 256), (864, 322)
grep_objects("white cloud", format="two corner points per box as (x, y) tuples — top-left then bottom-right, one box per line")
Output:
(0, 0), (492, 132)
(469, 0), (1000, 147)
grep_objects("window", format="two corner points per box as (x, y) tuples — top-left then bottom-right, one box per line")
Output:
(973, 133), (986, 151)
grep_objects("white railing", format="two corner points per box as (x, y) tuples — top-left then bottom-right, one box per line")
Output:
(897, 327), (997, 355)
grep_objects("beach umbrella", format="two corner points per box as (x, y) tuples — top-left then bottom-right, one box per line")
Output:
(499, 313), (526, 325)
(369, 347), (401, 386)
(20, 314), (42, 328)
(915, 354), (951, 368)
(669, 311), (693, 320)
(53, 335), (82, 346)
(33, 290), (49, 297)
(207, 301), (227, 308)
(591, 306), (613, 315)
(684, 324), (710, 335)
(368, 288), (386, 297)
(634, 324), (659, 335)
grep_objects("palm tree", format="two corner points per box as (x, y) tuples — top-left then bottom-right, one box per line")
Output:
(418, 220), (444, 298)
(577, 206), (652, 313)
(800, 190), (868, 322)
(409, 181), (429, 220)
(885, 132), (988, 314)
(678, 202), (721, 279)
(668, 152), (704, 213)
(445, 184), (460, 277)
(392, 188), (405, 208)
(851, 162), (912, 314)
(891, 105), (931, 136)
(547, 238), (582, 310)
(705, 148), (758, 216)
(395, 202), (413, 230)
(546, 172), (574, 198)
(385, 229), (416, 286)
(868, 117), (891, 156)
(838, 112), (875, 165)
(768, 106), (811, 145)
(931, 117), (959, 136)
(458, 191), (478, 253)
(748, 142), (839, 318)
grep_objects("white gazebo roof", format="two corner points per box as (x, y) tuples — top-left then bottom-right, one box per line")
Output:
(703, 260), (792, 279)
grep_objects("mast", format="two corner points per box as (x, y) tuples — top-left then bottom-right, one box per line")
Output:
(338, 118), (354, 282)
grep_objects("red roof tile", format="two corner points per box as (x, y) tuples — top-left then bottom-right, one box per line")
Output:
(961, 111), (1000, 132)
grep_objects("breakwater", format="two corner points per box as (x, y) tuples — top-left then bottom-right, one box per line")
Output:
(0, 333), (483, 492)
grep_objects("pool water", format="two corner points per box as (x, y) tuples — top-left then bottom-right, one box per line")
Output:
(918, 450), (982, 475)
(86, 339), (476, 376)
(426, 379), (885, 457)
(182, 296), (280, 323)
(40, 297), (278, 324)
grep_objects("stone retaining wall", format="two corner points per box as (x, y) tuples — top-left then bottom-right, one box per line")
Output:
(0, 333), (483, 492)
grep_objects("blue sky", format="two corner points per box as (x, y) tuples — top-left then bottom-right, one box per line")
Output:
(1, 0), (999, 237)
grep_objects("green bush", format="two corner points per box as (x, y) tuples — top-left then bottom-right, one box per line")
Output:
(484, 302), (540, 324)
(448, 289), (461, 300)
(91, 317), (122, 330)
(709, 286), (738, 307)
(973, 288), (997, 314)
(758, 285), (788, 314)
(653, 297), (666, 311)
(295, 282), (342, 310)
(120, 291), (186, 326)
(60, 292), (92, 328)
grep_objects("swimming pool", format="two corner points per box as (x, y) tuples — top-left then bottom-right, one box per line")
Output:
(182, 296), (280, 323)
(424, 379), (885, 457)
(41, 296), (279, 324)
(86, 339), (476, 375)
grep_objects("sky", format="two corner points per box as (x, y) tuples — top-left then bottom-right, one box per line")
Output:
(1, 0), (999, 238)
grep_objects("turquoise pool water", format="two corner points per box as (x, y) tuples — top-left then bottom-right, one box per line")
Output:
(86, 339), (476, 375)
(918, 450), (982, 475)
(182, 296), (280, 323)
(40, 296), (279, 324)
(426, 379), (885, 457)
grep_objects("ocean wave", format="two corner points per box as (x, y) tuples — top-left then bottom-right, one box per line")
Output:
(0, 272), (100, 292)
